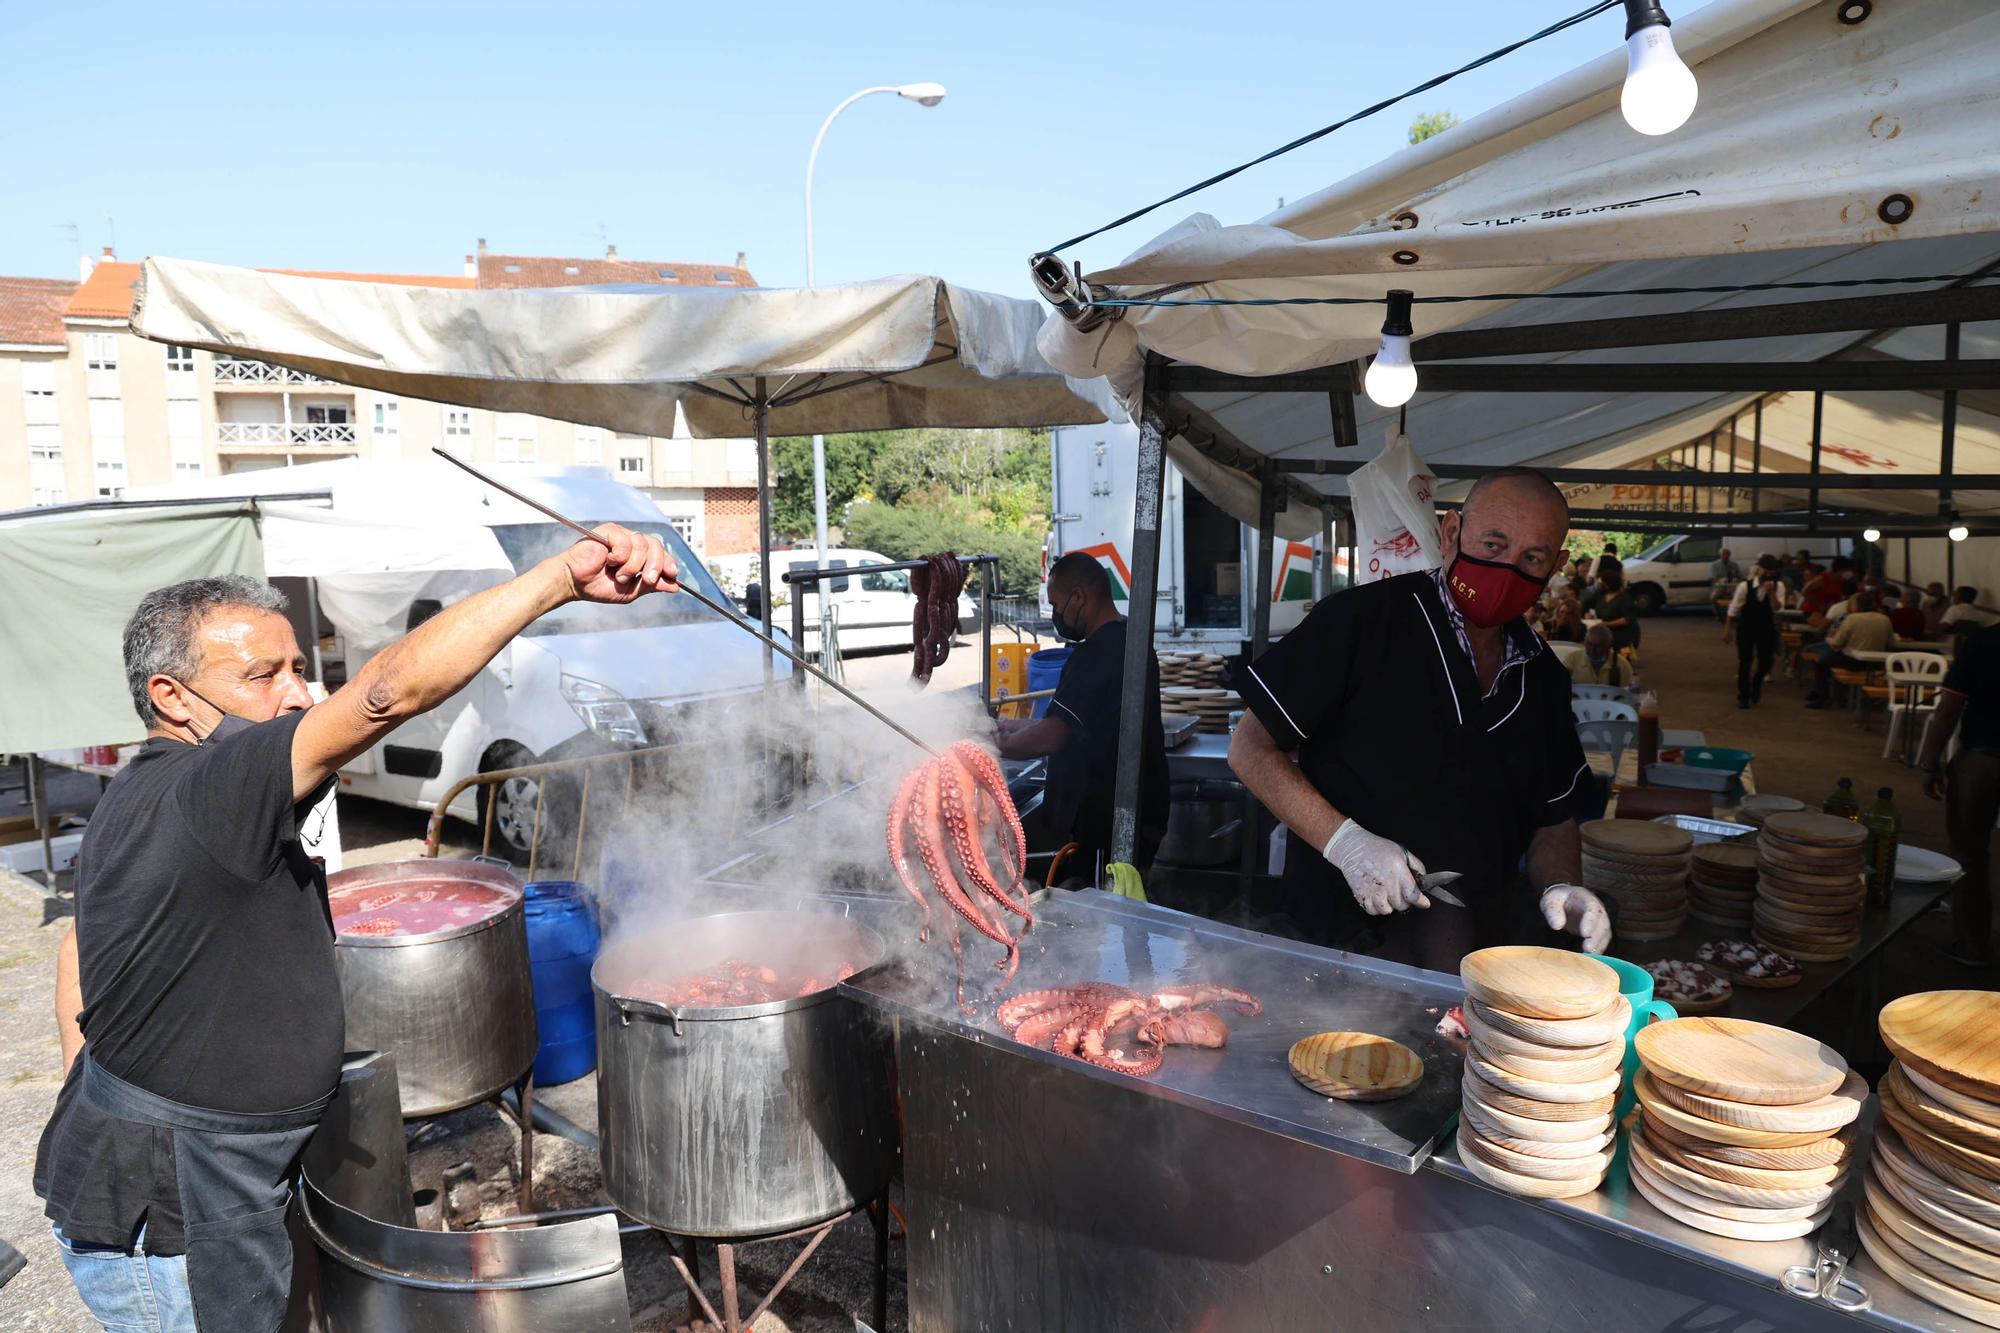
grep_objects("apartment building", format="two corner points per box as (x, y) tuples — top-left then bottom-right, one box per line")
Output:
(0, 243), (768, 555)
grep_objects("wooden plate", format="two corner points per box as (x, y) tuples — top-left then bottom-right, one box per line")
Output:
(1644, 1067), (1865, 1133)
(1904, 1062), (2000, 1131)
(1881, 991), (2000, 1102)
(1862, 1201), (2000, 1304)
(1688, 907), (1755, 930)
(1464, 1065), (1617, 1123)
(1462, 1005), (1623, 1065)
(1879, 1081), (2000, 1185)
(1468, 1052), (1622, 1105)
(1472, 1035), (1627, 1084)
(1467, 994), (1631, 1049)
(1857, 1211), (2000, 1331)
(1873, 1155), (2000, 1260)
(1459, 1122), (1614, 1181)
(1639, 1109), (1855, 1168)
(1695, 841), (1762, 869)
(1754, 883), (1863, 914)
(1757, 859), (1867, 890)
(1459, 1098), (1613, 1157)
(1628, 1144), (1838, 1223)
(1455, 1126), (1607, 1200)
(1761, 811), (1869, 847)
(1629, 1157), (1834, 1238)
(1288, 1032), (1423, 1102)
(1633, 1072), (1839, 1148)
(1461, 947), (1620, 1021)
(1866, 1176), (2000, 1286)
(1629, 1134), (1842, 1209)
(1887, 1063), (2000, 1156)
(1461, 1088), (1613, 1143)
(1749, 929), (1855, 965)
(1753, 900), (1862, 934)
(1636, 1017), (1847, 1106)
(1875, 1122), (2000, 1227)
(1580, 819), (1693, 855)
(1639, 1128), (1848, 1190)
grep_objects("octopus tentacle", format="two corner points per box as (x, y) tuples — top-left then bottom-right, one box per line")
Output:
(949, 742), (1029, 887)
(1149, 984), (1262, 1017)
(938, 758), (1032, 931)
(1137, 1009), (1231, 1050)
(996, 987), (1078, 1031)
(884, 768), (932, 942)
(910, 765), (1013, 958)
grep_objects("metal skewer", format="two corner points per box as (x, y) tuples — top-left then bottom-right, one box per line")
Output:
(432, 448), (942, 758)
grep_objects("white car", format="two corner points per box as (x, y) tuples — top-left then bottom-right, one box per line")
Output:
(770, 547), (980, 654)
(1616, 532), (1850, 613)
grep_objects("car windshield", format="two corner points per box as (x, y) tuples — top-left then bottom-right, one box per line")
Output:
(1633, 535), (1682, 562)
(491, 522), (733, 635)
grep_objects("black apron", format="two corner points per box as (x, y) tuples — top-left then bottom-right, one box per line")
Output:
(1738, 580), (1778, 643)
(82, 1055), (332, 1333)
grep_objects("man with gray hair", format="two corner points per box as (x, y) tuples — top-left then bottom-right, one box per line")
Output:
(36, 526), (676, 1332)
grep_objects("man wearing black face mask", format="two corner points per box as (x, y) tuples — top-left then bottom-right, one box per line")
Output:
(995, 552), (1169, 880)
(38, 524), (676, 1333)
(1229, 468), (1609, 971)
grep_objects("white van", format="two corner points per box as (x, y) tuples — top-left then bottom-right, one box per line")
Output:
(1616, 532), (1851, 613)
(710, 546), (979, 655)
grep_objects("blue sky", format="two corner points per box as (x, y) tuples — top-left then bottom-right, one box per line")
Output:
(1, 1), (1626, 297)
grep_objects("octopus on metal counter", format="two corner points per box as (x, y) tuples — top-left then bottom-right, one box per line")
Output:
(995, 982), (1263, 1077)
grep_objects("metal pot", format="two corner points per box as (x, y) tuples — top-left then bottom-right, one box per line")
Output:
(1156, 779), (1246, 868)
(593, 910), (896, 1238)
(329, 858), (538, 1118)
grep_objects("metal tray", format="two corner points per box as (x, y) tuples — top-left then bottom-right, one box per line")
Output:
(1651, 813), (1757, 844)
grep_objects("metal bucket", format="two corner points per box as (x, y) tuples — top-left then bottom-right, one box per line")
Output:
(1156, 779), (1246, 868)
(592, 910), (896, 1237)
(329, 858), (539, 1118)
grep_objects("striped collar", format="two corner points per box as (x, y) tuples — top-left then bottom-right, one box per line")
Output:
(1427, 567), (1544, 700)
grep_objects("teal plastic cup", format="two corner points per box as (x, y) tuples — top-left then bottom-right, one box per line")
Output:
(1585, 953), (1678, 1121)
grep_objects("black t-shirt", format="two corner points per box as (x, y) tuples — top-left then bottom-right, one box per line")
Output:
(36, 711), (342, 1254)
(1239, 573), (1587, 953)
(1946, 624), (2000, 750)
(1044, 619), (1170, 868)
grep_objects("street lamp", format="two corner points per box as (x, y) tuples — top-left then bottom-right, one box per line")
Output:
(803, 82), (947, 664)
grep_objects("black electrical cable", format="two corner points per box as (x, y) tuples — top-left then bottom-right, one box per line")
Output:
(1040, 0), (1621, 258)
(1084, 271), (2000, 311)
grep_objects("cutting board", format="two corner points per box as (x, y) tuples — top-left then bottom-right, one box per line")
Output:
(1464, 1065), (1616, 1123)
(1461, 1089), (1613, 1143)
(1459, 1099), (1613, 1158)
(1636, 1017), (1847, 1106)
(1905, 1062), (2000, 1130)
(1857, 1211), (2000, 1332)
(1454, 1126), (1607, 1200)
(1468, 1052), (1622, 1105)
(1463, 1006), (1623, 1066)
(1288, 1032), (1423, 1102)
(1467, 994), (1630, 1049)
(1645, 1067), (1865, 1133)
(1633, 1072), (1838, 1148)
(1867, 1176), (2000, 1286)
(1881, 991), (2000, 1102)
(1628, 1158), (1834, 1239)
(1640, 1109), (1856, 1169)
(1641, 1128), (1847, 1190)
(1888, 1063), (2000, 1155)
(1629, 1135), (1843, 1209)
(1471, 1035), (1626, 1084)
(1461, 947), (1619, 1020)
(1881, 1078), (2000, 1184)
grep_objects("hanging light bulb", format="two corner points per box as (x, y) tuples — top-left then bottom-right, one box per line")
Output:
(1862, 527), (1882, 544)
(1364, 289), (1418, 408)
(1950, 523), (1970, 543)
(1621, 1), (1699, 136)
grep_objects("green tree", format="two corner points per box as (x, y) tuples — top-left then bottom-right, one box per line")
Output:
(1407, 111), (1459, 145)
(843, 494), (1044, 595)
(768, 433), (888, 543)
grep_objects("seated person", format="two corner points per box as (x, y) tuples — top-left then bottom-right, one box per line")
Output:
(1806, 592), (1894, 708)
(1546, 596), (1586, 644)
(1569, 624), (1633, 689)
(1942, 586), (2000, 636)
(1885, 585), (1928, 639)
(1594, 562), (1638, 653)
(1800, 557), (1856, 622)
(1921, 581), (1952, 632)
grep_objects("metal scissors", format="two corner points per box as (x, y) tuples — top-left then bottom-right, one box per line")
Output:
(1419, 871), (1468, 909)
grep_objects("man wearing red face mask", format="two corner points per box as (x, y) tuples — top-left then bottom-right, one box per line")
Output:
(1229, 468), (1609, 971)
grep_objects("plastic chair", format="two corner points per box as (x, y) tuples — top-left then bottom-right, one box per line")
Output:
(1576, 719), (1638, 786)
(1571, 685), (1638, 709)
(1571, 697), (1639, 724)
(1883, 651), (1947, 763)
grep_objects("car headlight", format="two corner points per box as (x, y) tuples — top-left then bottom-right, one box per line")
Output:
(560, 674), (647, 746)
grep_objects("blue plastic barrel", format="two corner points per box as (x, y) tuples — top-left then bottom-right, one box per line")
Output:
(522, 881), (601, 1086)
(1026, 647), (1072, 718)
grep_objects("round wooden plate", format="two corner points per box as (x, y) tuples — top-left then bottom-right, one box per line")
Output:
(1581, 818), (1693, 852)
(1288, 1032), (1423, 1102)
(1636, 1016), (1847, 1106)
(1629, 1134), (1843, 1210)
(1888, 1063), (2000, 1156)
(1467, 994), (1631, 1049)
(1904, 1061), (2000, 1131)
(1753, 900), (1862, 933)
(1628, 1147), (1837, 1224)
(1464, 1065), (1617, 1123)
(1459, 1098), (1613, 1157)
(1641, 1128), (1847, 1190)
(1866, 1176), (2000, 1286)
(1757, 859), (1867, 889)
(1750, 929), (1856, 964)
(1881, 991), (2000, 1103)
(1455, 1125), (1607, 1200)
(1862, 1200), (2000, 1303)
(1633, 1072), (1838, 1148)
(1472, 1035), (1627, 1084)
(1754, 884), (1862, 915)
(1857, 1211), (2000, 1331)
(1461, 947), (1620, 1021)
(1873, 1154), (2000, 1259)
(1695, 841), (1761, 869)
(1458, 1122), (1614, 1181)
(1461, 1087), (1613, 1142)
(1880, 1078), (2000, 1184)
(1629, 1157), (1835, 1238)
(1468, 1052), (1622, 1105)
(1462, 1005), (1623, 1065)
(1639, 1109), (1856, 1169)
(1875, 1122), (2000, 1228)
(1688, 908), (1754, 930)
(1645, 1067), (1865, 1133)
(1761, 811), (1869, 848)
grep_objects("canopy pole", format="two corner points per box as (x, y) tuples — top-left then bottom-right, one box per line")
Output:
(755, 379), (774, 682)
(1751, 400), (1763, 517)
(1727, 415), (1739, 515)
(1808, 392), (1824, 532)
(1940, 323), (1962, 521)
(1111, 359), (1169, 870)
(1252, 475), (1277, 657)
(1315, 505), (1334, 599)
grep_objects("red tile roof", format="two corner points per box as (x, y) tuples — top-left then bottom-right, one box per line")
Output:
(266, 268), (476, 289)
(476, 253), (757, 291)
(0, 276), (78, 346)
(65, 261), (145, 320)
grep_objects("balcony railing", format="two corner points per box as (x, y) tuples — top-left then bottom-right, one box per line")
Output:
(211, 359), (333, 386)
(216, 422), (358, 446)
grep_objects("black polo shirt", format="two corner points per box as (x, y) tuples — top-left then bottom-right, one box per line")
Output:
(1240, 572), (1587, 952)
(1044, 618), (1170, 870)
(35, 710), (342, 1255)
(1945, 623), (2000, 751)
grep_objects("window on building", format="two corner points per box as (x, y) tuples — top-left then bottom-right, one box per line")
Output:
(21, 360), (57, 420)
(714, 273), (735, 284)
(85, 333), (119, 371)
(665, 514), (696, 544)
(497, 414), (538, 463)
(656, 269), (678, 282)
(372, 401), (400, 440)
(27, 424), (61, 461)
(573, 426), (603, 464)
(166, 344), (195, 372)
(618, 456), (645, 475)
(304, 404), (350, 424)
(444, 408), (472, 439)
(96, 458), (127, 497)
(32, 485), (66, 507)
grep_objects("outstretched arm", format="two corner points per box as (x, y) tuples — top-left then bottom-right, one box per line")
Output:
(56, 925), (82, 1076)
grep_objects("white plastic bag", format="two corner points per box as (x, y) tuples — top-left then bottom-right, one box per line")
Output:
(1351, 428), (1442, 582)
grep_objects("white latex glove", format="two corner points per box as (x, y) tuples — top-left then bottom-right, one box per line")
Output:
(1541, 884), (1612, 954)
(1322, 819), (1429, 916)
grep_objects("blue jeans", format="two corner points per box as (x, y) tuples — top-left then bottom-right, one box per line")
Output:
(52, 1225), (197, 1332)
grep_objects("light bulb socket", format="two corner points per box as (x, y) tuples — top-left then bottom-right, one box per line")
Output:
(1623, 0), (1672, 39)
(1381, 289), (1416, 339)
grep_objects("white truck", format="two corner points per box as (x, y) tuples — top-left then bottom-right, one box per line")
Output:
(1048, 421), (1338, 650)
(1616, 531), (1851, 612)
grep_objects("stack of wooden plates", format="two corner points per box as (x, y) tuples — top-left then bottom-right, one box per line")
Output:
(1579, 819), (1692, 943)
(1737, 793), (1806, 828)
(1160, 686), (1244, 734)
(1630, 1017), (1863, 1241)
(1862, 991), (2000, 1328)
(1158, 651), (1226, 688)
(1753, 811), (1867, 962)
(1688, 842), (1760, 930)
(1455, 947), (1625, 1200)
